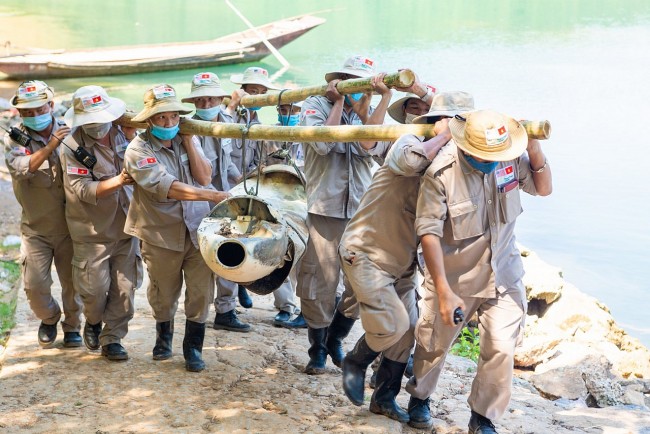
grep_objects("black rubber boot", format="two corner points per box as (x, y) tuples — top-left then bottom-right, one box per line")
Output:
(183, 320), (206, 372)
(152, 320), (174, 360)
(341, 335), (380, 406)
(468, 410), (498, 434)
(63, 332), (82, 348)
(304, 327), (328, 375)
(408, 396), (433, 429)
(369, 357), (410, 423)
(404, 353), (414, 379)
(101, 343), (129, 361)
(237, 285), (253, 308)
(325, 309), (356, 368)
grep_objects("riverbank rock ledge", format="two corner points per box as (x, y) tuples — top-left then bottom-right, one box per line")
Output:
(517, 245), (650, 409)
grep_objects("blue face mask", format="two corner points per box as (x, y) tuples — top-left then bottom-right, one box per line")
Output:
(464, 153), (499, 174)
(195, 106), (221, 121)
(248, 107), (261, 111)
(278, 114), (300, 126)
(23, 113), (53, 132)
(344, 93), (363, 106)
(150, 124), (179, 140)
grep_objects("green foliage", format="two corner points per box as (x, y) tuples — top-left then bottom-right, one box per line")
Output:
(450, 326), (480, 364)
(0, 259), (21, 346)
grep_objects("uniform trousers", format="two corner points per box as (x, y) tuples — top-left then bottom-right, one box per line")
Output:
(71, 237), (141, 346)
(273, 271), (298, 314)
(297, 213), (358, 329)
(405, 283), (526, 420)
(340, 248), (418, 363)
(141, 230), (215, 324)
(20, 233), (82, 332)
(214, 277), (238, 314)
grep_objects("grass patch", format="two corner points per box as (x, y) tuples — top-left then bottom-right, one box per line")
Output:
(450, 326), (480, 364)
(0, 258), (21, 347)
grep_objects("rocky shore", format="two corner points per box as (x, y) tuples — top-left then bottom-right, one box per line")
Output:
(0, 177), (648, 432)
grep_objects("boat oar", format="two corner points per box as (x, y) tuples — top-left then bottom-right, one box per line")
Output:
(228, 69), (416, 108)
(117, 112), (551, 141)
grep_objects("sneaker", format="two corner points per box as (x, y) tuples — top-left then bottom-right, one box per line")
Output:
(273, 310), (292, 327)
(213, 309), (251, 333)
(278, 312), (307, 329)
(37, 322), (57, 347)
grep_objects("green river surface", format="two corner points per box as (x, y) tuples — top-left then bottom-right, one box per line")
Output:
(1, 0), (649, 346)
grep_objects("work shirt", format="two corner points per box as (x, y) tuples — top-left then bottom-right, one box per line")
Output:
(228, 109), (260, 186)
(300, 95), (389, 218)
(61, 127), (132, 243)
(124, 131), (211, 252)
(193, 110), (236, 191)
(3, 118), (69, 236)
(415, 141), (540, 298)
(341, 134), (431, 278)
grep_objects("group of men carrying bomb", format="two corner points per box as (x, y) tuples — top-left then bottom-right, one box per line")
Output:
(4, 54), (552, 433)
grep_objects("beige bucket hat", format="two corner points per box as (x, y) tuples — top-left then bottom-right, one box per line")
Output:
(230, 67), (279, 90)
(449, 110), (528, 162)
(11, 80), (54, 109)
(387, 93), (424, 124)
(132, 84), (192, 122)
(325, 55), (376, 82)
(182, 72), (229, 102)
(412, 91), (475, 124)
(64, 85), (126, 128)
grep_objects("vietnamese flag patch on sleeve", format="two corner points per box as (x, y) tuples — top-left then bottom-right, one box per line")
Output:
(67, 164), (90, 176)
(137, 157), (157, 168)
(304, 109), (317, 116)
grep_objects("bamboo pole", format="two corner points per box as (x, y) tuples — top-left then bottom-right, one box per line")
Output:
(521, 120), (551, 140)
(231, 69), (416, 108)
(117, 113), (551, 141)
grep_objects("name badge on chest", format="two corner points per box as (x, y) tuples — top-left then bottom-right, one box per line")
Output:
(495, 165), (518, 193)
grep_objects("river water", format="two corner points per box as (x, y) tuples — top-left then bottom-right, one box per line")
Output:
(1, 0), (649, 346)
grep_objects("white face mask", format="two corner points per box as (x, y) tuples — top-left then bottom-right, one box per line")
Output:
(82, 122), (112, 139)
(404, 113), (418, 124)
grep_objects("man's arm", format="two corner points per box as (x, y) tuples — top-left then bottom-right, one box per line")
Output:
(526, 138), (552, 196)
(167, 180), (230, 203)
(358, 73), (393, 150)
(28, 126), (70, 173)
(421, 234), (466, 326)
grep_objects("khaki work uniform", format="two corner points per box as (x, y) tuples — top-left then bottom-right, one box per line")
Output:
(297, 95), (389, 329)
(3, 119), (82, 332)
(340, 135), (431, 363)
(227, 110), (260, 187)
(193, 110), (237, 192)
(124, 132), (214, 323)
(406, 142), (542, 421)
(61, 127), (141, 346)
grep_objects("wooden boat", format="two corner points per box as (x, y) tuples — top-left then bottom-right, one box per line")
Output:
(0, 14), (325, 80)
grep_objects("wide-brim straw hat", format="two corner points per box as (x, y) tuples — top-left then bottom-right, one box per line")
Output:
(182, 72), (229, 102)
(132, 84), (192, 122)
(64, 85), (126, 128)
(325, 55), (376, 83)
(387, 93), (422, 124)
(11, 80), (54, 109)
(230, 67), (279, 90)
(449, 110), (528, 162)
(412, 91), (475, 124)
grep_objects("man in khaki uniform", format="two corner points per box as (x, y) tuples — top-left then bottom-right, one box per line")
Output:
(340, 92), (474, 424)
(407, 110), (552, 432)
(182, 72), (252, 333)
(297, 56), (393, 374)
(3, 81), (82, 347)
(61, 85), (141, 361)
(124, 84), (230, 372)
